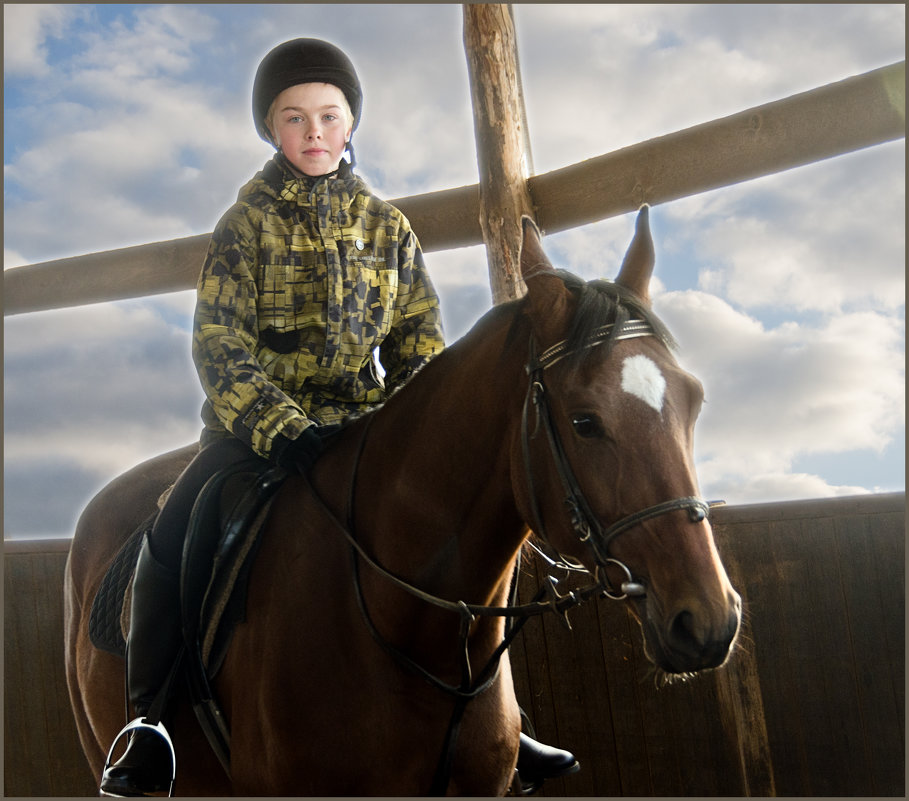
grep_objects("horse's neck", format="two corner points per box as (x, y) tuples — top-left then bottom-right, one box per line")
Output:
(355, 310), (528, 607)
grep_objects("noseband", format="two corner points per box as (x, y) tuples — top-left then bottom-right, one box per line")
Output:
(521, 318), (711, 600)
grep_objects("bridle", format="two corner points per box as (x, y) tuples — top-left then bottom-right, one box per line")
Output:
(521, 317), (711, 600)
(301, 314), (713, 794)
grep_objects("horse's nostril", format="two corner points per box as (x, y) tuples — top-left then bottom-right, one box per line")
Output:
(669, 610), (700, 652)
(663, 607), (739, 672)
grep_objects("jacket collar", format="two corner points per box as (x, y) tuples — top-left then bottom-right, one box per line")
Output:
(247, 154), (363, 210)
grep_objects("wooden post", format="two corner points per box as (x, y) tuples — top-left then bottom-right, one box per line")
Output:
(463, 4), (536, 304)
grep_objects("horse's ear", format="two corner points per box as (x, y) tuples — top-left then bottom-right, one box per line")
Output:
(519, 216), (554, 279)
(615, 205), (655, 305)
(519, 216), (573, 343)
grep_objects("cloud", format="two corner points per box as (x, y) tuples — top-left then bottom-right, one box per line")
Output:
(71, 4), (214, 79)
(515, 4), (905, 172)
(705, 472), (871, 505)
(655, 290), (904, 501)
(2, 4), (78, 76)
(4, 5), (266, 259)
(3, 4), (904, 538)
(4, 248), (29, 270)
(4, 295), (203, 476)
(689, 145), (905, 314)
(3, 294), (202, 537)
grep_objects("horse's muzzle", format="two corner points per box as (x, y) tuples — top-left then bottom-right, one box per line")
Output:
(641, 592), (742, 674)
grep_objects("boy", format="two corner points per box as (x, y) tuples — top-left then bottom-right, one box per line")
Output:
(101, 38), (575, 796)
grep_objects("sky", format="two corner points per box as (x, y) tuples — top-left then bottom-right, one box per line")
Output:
(3, 3), (905, 540)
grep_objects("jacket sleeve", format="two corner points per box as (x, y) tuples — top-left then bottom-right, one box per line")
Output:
(379, 228), (446, 392)
(192, 207), (311, 459)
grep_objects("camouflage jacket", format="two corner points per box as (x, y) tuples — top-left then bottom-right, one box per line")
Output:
(193, 156), (444, 460)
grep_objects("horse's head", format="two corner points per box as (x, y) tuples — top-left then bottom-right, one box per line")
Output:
(513, 208), (741, 676)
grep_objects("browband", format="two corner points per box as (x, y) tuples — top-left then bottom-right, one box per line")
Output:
(528, 319), (654, 372)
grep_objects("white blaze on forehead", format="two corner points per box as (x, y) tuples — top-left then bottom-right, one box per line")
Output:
(621, 355), (666, 413)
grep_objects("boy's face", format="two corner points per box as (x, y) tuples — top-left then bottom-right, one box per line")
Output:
(267, 82), (353, 177)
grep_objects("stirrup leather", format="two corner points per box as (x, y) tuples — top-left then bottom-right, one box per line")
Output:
(101, 717), (176, 797)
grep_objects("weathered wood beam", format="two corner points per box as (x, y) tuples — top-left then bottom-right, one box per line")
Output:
(463, 3), (535, 303)
(4, 61), (903, 316)
(531, 60), (905, 234)
(2, 186), (483, 317)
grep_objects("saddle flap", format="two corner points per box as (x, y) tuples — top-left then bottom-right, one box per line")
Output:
(88, 461), (288, 673)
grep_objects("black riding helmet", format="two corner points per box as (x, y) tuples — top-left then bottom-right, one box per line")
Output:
(252, 38), (362, 155)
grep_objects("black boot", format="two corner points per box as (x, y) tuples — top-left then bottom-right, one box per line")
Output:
(516, 732), (580, 793)
(100, 534), (183, 797)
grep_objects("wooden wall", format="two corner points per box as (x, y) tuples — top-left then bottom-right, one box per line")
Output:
(510, 491), (905, 796)
(4, 493), (904, 796)
(4, 538), (97, 797)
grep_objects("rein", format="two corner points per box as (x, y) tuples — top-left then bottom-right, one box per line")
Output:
(301, 316), (713, 794)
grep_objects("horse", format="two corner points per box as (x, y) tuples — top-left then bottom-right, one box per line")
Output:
(64, 206), (742, 796)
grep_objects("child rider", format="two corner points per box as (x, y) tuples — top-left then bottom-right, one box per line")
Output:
(100, 37), (577, 796)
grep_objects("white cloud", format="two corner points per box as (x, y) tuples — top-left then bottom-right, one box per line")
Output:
(655, 290), (904, 501)
(516, 4), (905, 173)
(72, 4), (214, 78)
(4, 248), (29, 270)
(4, 5), (266, 260)
(2, 4), (77, 76)
(4, 298), (203, 475)
(3, 4), (904, 538)
(686, 146), (905, 314)
(705, 472), (870, 505)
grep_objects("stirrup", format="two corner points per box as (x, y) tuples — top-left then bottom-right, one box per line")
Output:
(101, 717), (176, 797)
(512, 768), (542, 796)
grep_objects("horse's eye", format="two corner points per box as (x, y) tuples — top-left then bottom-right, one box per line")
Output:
(571, 414), (604, 439)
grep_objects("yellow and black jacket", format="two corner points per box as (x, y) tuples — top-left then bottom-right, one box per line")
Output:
(193, 156), (444, 460)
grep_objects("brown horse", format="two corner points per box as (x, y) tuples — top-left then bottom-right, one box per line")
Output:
(64, 207), (741, 796)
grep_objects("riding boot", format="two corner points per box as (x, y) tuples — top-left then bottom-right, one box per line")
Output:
(516, 732), (580, 793)
(100, 534), (183, 797)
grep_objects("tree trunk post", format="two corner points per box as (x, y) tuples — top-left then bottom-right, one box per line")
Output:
(463, 3), (536, 304)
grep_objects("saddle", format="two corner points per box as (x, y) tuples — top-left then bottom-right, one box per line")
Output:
(89, 459), (288, 677)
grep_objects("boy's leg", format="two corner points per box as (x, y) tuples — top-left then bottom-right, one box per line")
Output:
(100, 437), (256, 796)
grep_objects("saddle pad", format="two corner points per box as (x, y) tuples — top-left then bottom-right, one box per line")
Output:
(88, 516), (151, 657)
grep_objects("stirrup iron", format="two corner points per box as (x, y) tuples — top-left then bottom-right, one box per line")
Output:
(101, 717), (176, 797)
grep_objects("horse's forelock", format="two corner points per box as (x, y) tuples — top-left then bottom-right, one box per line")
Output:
(501, 269), (675, 370)
(554, 270), (676, 368)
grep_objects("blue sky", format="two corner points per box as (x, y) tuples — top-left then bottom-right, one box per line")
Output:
(3, 3), (905, 538)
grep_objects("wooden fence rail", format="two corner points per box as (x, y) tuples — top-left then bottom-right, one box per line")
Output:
(5, 493), (903, 796)
(4, 61), (904, 316)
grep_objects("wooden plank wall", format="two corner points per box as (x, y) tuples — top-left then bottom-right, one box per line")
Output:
(4, 539), (97, 797)
(510, 491), (905, 797)
(4, 493), (904, 797)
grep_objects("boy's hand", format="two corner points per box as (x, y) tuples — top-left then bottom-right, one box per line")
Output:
(277, 426), (330, 474)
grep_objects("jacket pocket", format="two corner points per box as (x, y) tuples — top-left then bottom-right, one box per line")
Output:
(346, 261), (398, 340)
(256, 262), (294, 330)
(258, 258), (327, 332)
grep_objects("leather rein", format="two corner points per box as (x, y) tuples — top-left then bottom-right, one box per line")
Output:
(301, 316), (713, 794)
